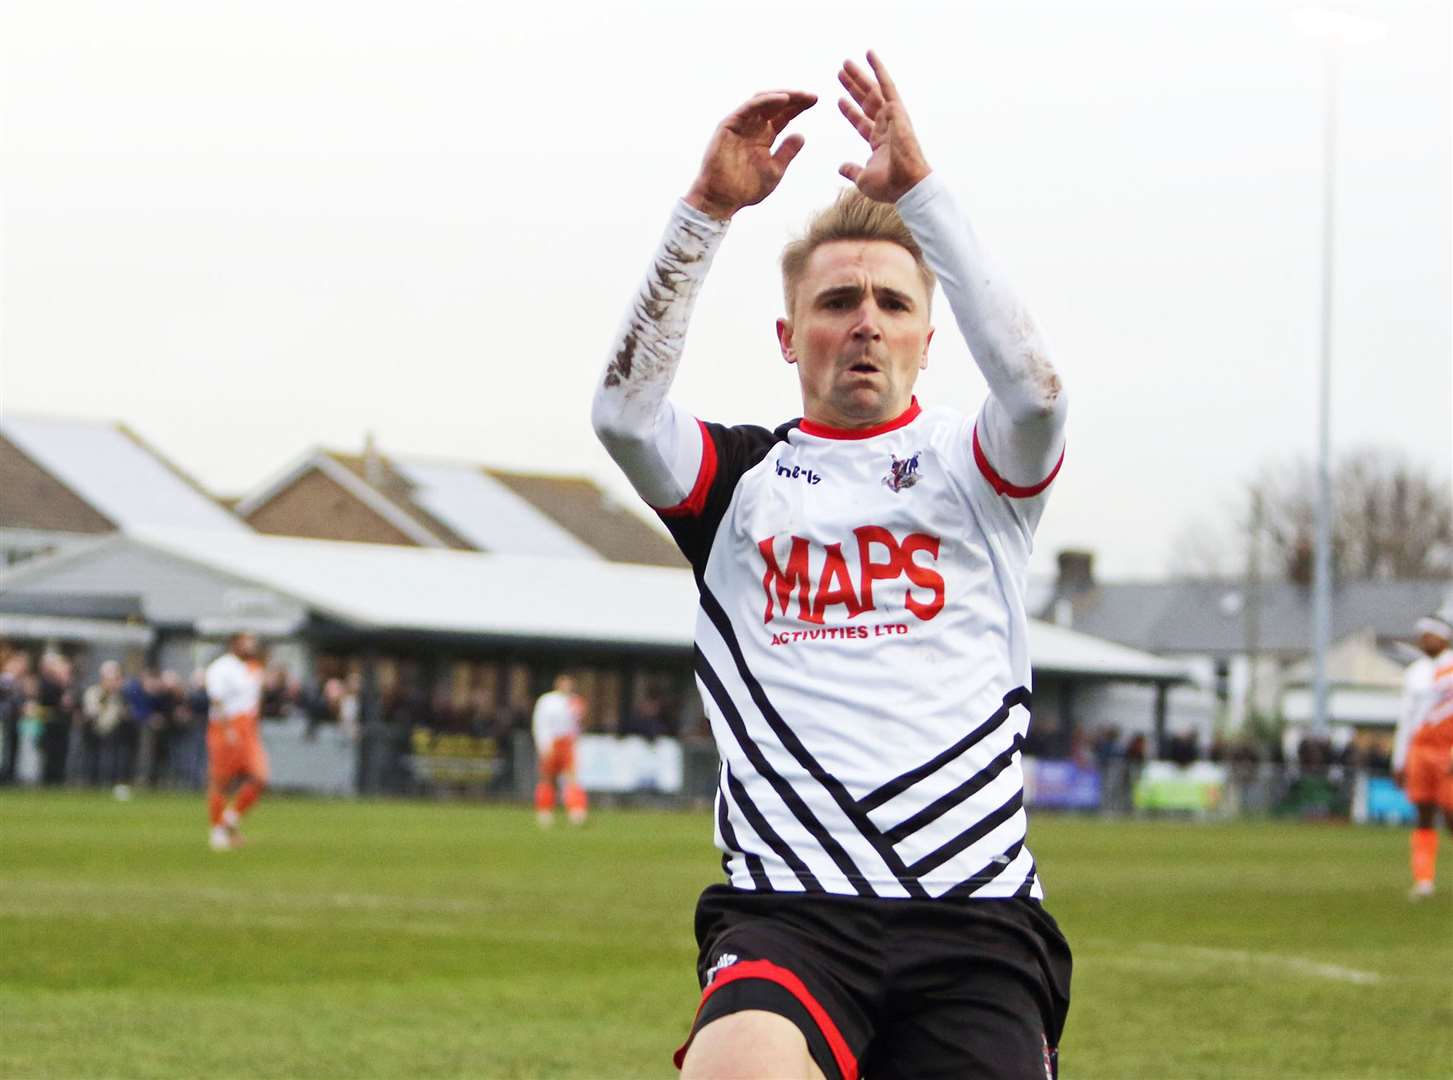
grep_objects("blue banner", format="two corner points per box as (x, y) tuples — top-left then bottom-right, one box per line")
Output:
(1362, 776), (1416, 825)
(1025, 758), (1102, 810)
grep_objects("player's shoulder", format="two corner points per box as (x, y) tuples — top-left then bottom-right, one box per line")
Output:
(917, 402), (974, 435)
(903, 404), (976, 470)
(703, 419), (788, 458)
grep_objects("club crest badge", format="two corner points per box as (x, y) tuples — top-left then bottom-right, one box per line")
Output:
(882, 451), (923, 492)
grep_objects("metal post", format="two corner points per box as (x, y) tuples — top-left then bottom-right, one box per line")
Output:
(1311, 48), (1339, 736)
(1244, 488), (1262, 732)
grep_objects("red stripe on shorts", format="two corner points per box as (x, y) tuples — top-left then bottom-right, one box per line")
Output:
(672, 958), (858, 1080)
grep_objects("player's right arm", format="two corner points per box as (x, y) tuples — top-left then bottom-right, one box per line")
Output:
(590, 91), (815, 509)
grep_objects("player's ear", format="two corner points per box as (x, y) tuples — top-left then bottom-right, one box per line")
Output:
(776, 317), (798, 365)
(919, 326), (934, 371)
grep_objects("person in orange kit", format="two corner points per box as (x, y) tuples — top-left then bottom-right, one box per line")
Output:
(1393, 615), (1453, 899)
(532, 673), (588, 827)
(204, 632), (269, 851)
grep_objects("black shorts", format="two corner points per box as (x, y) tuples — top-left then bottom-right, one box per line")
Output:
(674, 885), (1072, 1080)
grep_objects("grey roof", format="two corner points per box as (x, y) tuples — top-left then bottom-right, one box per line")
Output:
(236, 446), (685, 568)
(1057, 578), (1453, 657)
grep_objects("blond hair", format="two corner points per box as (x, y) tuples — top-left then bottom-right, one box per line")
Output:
(780, 189), (936, 316)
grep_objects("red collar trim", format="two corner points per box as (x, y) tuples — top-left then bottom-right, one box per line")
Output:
(798, 398), (922, 440)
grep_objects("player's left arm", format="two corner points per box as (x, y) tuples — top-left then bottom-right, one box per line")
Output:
(838, 52), (1066, 491)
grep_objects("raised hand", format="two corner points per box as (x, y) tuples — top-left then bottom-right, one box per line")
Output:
(685, 90), (818, 221)
(837, 51), (931, 204)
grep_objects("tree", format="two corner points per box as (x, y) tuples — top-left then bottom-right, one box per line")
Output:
(1252, 448), (1452, 583)
(1168, 447), (1452, 583)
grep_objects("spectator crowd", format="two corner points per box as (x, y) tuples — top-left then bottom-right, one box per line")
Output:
(0, 644), (365, 792)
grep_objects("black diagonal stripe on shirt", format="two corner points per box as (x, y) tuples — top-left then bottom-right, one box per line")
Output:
(724, 762), (820, 892)
(1014, 859), (1039, 898)
(941, 837), (1025, 899)
(696, 649), (842, 893)
(906, 789), (1025, 878)
(717, 766), (770, 890)
(880, 736), (1023, 846)
(857, 686), (1030, 814)
(699, 587), (925, 898)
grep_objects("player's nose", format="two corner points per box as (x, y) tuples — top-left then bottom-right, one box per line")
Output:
(850, 305), (883, 340)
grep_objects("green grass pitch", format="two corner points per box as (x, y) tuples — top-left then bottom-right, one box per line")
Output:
(2, 790), (1449, 1078)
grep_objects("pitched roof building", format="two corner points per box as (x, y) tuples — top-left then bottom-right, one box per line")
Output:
(1043, 549), (1453, 733)
(1049, 552), (1452, 659)
(235, 438), (684, 568)
(0, 415), (248, 565)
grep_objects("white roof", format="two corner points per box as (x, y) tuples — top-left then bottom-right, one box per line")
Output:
(1, 416), (247, 533)
(132, 527), (692, 646)
(392, 458), (601, 560)
(1, 527), (1188, 679)
(1026, 619), (1189, 681)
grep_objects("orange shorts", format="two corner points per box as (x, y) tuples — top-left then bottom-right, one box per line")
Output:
(1404, 741), (1453, 808)
(538, 736), (577, 780)
(207, 716), (270, 787)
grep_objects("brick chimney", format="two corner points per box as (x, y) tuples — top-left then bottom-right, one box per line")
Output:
(1057, 549), (1095, 594)
(1052, 549), (1096, 627)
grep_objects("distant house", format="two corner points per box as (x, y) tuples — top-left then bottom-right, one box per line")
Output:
(234, 436), (684, 568)
(1044, 549), (1453, 740)
(1279, 629), (1409, 733)
(0, 414), (248, 567)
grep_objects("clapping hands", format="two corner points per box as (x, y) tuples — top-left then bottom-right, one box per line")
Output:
(684, 51), (931, 221)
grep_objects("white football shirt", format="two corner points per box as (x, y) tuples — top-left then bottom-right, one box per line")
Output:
(593, 173), (1066, 900)
(1394, 648), (1453, 770)
(532, 690), (584, 752)
(655, 398), (1058, 899)
(205, 652), (262, 723)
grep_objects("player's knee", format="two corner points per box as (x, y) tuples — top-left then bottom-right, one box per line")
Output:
(681, 1011), (824, 1080)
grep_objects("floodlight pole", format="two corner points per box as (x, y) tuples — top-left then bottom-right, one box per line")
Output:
(1310, 45), (1339, 738)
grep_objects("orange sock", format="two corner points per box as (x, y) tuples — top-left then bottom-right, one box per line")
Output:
(235, 781), (262, 817)
(564, 783), (588, 817)
(208, 789), (225, 827)
(535, 781), (556, 812)
(1412, 828), (1438, 885)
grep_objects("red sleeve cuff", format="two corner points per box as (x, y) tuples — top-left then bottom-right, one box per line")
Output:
(972, 423), (1064, 498)
(655, 419), (718, 518)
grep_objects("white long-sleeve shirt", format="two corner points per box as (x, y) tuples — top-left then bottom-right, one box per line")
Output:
(591, 173), (1065, 513)
(590, 176), (1067, 900)
(1393, 648), (1453, 771)
(532, 690), (583, 753)
(205, 652), (262, 723)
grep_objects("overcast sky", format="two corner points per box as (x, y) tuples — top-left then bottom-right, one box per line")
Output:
(3, 0), (1448, 580)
